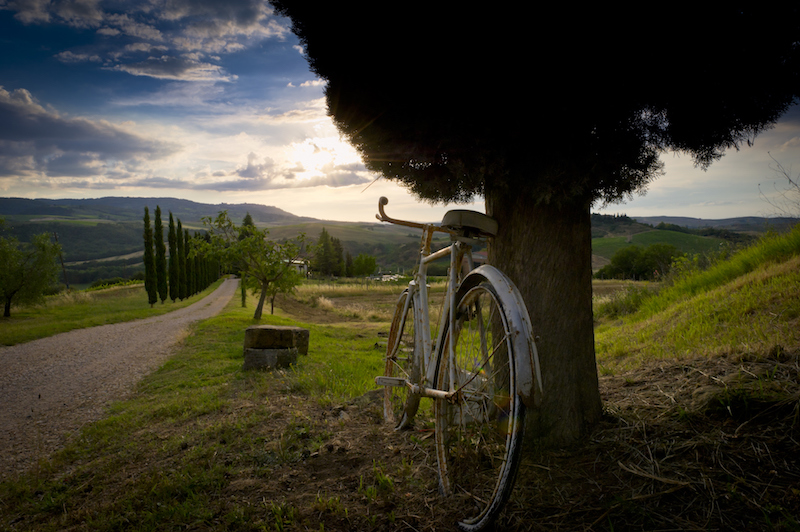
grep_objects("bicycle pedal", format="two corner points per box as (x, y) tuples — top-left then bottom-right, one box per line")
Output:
(375, 376), (407, 388)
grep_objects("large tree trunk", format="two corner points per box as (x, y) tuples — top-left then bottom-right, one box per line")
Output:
(486, 187), (602, 447)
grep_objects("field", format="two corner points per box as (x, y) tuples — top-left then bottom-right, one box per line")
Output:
(591, 229), (726, 259)
(1, 226), (799, 531)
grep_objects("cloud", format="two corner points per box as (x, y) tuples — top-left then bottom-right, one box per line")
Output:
(54, 50), (103, 63)
(0, 86), (180, 178)
(260, 97), (328, 124)
(110, 55), (236, 81)
(2, 0), (290, 81)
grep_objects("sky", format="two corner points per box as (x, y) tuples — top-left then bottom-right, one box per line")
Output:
(1, 1), (799, 224)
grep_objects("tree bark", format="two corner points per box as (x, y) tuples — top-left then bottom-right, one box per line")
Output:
(254, 284), (268, 320)
(486, 187), (602, 447)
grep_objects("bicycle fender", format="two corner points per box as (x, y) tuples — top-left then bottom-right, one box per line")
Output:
(458, 266), (543, 408)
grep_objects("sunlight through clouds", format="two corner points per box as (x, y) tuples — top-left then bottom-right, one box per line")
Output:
(1, 1), (799, 222)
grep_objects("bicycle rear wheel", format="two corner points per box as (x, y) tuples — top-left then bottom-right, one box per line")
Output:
(434, 279), (525, 531)
(383, 290), (420, 429)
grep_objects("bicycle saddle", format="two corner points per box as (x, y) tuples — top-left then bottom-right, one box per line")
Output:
(441, 210), (498, 239)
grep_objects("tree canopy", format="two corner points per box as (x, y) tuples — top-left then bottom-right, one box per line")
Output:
(200, 211), (304, 320)
(268, 3), (800, 446)
(270, 4), (799, 206)
(0, 225), (61, 317)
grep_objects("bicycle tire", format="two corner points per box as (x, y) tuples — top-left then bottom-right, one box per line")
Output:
(383, 290), (421, 429)
(434, 278), (526, 531)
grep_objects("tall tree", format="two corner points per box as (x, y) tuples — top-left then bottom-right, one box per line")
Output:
(154, 206), (168, 303)
(168, 212), (178, 302)
(269, 2), (800, 445)
(0, 227), (61, 318)
(176, 219), (186, 300)
(185, 228), (195, 297)
(312, 227), (335, 276)
(143, 207), (157, 307)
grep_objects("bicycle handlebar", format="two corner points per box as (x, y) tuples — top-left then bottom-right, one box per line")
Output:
(376, 197), (455, 235)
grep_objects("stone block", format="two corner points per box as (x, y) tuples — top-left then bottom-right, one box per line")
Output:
(244, 325), (309, 356)
(243, 347), (298, 371)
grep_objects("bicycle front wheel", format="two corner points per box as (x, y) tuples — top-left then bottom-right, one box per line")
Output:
(434, 279), (526, 531)
(383, 290), (420, 429)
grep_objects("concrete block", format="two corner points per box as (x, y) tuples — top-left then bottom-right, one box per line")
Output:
(243, 347), (298, 371)
(244, 325), (309, 356)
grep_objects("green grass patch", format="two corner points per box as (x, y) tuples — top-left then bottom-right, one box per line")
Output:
(0, 290), (386, 531)
(0, 279), (224, 345)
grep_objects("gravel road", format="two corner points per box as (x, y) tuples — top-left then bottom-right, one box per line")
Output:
(0, 278), (238, 479)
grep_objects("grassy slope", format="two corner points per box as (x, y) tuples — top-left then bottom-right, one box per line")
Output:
(595, 224), (800, 371)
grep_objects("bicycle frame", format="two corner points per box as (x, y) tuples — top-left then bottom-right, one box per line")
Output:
(410, 227), (473, 400)
(376, 197), (542, 407)
(377, 202), (475, 401)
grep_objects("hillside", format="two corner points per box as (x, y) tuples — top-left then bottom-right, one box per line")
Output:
(632, 215), (800, 232)
(595, 223), (800, 368)
(1, 196), (782, 284)
(0, 197), (312, 226)
(591, 229), (727, 260)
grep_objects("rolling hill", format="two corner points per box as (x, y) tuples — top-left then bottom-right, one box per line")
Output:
(2, 196), (791, 284)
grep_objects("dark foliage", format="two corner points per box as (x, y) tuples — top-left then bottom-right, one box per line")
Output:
(269, 3), (800, 206)
(595, 243), (683, 281)
(168, 213), (178, 302)
(154, 206), (168, 303)
(143, 207), (157, 306)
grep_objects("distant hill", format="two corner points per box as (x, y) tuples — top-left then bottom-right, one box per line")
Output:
(0, 197), (314, 227)
(631, 215), (799, 232)
(3, 196), (794, 283)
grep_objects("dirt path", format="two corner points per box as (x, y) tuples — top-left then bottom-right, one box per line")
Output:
(0, 278), (238, 478)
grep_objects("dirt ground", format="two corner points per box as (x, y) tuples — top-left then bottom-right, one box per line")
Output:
(252, 297), (800, 531)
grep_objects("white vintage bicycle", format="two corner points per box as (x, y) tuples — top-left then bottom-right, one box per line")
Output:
(374, 197), (542, 531)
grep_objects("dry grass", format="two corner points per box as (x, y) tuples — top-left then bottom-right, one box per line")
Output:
(503, 348), (800, 531)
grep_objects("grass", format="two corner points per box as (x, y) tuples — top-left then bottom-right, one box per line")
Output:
(0, 279), (224, 345)
(595, 224), (800, 371)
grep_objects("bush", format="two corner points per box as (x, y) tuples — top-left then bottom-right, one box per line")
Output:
(88, 277), (126, 289)
(595, 243), (682, 281)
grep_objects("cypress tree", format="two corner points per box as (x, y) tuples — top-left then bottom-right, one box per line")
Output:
(154, 206), (167, 303)
(143, 207), (157, 307)
(168, 212), (178, 302)
(176, 219), (186, 300)
(185, 228), (194, 297)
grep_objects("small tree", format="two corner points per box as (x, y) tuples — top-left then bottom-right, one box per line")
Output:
(0, 228), (61, 317)
(154, 206), (168, 303)
(352, 253), (377, 276)
(143, 207), (157, 307)
(200, 211), (305, 320)
(168, 212), (178, 302)
(264, 265), (303, 315)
